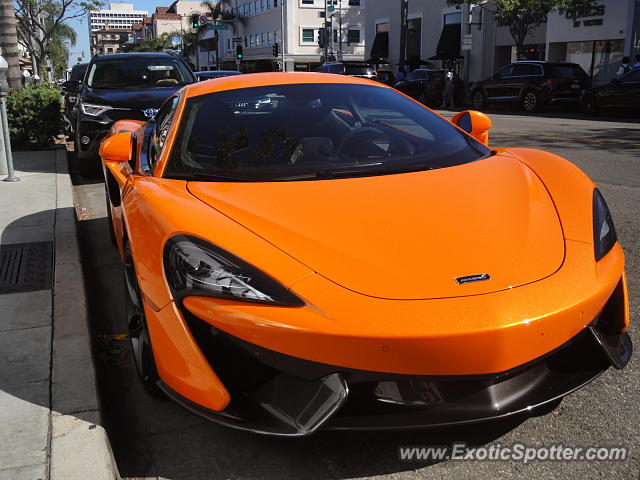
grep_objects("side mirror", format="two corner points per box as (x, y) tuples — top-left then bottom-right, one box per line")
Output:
(610, 78), (620, 86)
(99, 131), (132, 163)
(451, 110), (492, 146)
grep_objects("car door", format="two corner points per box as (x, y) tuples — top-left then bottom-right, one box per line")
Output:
(105, 95), (180, 251)
(484, 65), (514, 100)
(602, 69), (640, 108)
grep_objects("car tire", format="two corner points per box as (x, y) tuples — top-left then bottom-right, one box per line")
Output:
(582, 96), (600, 115)
(123, 240), (162, 397)
(521, 90), (539, 113)
(472, 90), (486, 110)
(105, 186), (118, 248)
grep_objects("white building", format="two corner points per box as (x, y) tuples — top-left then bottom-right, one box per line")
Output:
(88, 3), (148, 33)
(197, 0), (366, 72)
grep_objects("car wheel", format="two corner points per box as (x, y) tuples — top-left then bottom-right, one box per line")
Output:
(105, 186), (117, 248)
(472, 90), (486, 109)
(582, 96), (600, 115)
(124, 240), (162, 396)
(522, 91), (539, 113)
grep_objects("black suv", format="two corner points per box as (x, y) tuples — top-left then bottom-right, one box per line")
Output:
(471, 61), (590, 112)
(74, 52), (195, 177)
(315, 62), (376, 80)
(394, 69), (446, 106)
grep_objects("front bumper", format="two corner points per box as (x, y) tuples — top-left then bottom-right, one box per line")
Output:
(157, 307), (630, 436)
(76, 109), (147, 160)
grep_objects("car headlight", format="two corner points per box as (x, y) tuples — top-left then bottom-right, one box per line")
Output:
(164, 235), (304, 306)
(593, 188), (617, 261)
(80, 103), (113, 117)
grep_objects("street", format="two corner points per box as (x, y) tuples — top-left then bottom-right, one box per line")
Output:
(72, 110), (640, 480)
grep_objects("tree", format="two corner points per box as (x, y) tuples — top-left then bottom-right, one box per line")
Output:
(132, 33), (173, 52)
(48, 21), (76, 79)
(15, 0), (101, 78)
(0, 0), (21, 89)
(448, 0), (594, 60)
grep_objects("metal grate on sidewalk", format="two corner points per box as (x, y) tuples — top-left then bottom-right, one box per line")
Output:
(0, 242), (54, 294)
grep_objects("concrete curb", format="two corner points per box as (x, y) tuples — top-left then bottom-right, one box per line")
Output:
(50, 147), (120, 480)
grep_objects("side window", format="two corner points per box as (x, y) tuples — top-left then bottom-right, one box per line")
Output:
(620, 70), (640, 83)
(148, 96), (179, 169)
(494, 65), (514, 79)
(328, 64), (343, 74)
(512, 64), (542, 76)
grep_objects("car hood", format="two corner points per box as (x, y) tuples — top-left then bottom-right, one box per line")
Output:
(82, 86), (183, 110)
(187, 154), (565, 300)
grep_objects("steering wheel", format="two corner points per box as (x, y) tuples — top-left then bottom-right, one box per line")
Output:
(337, 127), (385, 153)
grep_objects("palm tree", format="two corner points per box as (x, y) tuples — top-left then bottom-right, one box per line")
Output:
(199, 1), (237, 70)
(0, 0), (21, 89)
(47, 21), (76, 80)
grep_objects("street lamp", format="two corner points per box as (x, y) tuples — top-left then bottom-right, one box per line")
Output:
(0, 55), (19, 182)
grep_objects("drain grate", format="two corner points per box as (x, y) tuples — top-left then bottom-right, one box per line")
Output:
(0, 242), (53, 294)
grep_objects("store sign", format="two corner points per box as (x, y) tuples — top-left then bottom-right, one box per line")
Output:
(558, 4), (606, 28)
(496, 12), (547, 28)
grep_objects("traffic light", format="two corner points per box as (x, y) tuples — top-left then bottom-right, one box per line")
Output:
(236, 45), (243, 59)
(272, 42), (279, 57)
(191, 14), (200, 29)
(317, 28), (327, 48)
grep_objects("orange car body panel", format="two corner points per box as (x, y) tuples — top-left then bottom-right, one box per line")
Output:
(100, 74), (628, 413)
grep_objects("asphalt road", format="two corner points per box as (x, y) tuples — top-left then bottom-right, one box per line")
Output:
(71, 109), (640, 480)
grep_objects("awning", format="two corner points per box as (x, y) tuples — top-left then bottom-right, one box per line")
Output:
(370, 31), (389, 59)
(429, 23), (462, 60)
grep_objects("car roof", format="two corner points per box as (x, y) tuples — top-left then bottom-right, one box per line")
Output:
(185, 72), (387, 98)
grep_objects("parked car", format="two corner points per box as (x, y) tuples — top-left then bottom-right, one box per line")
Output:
(581, 68), (640, 113)
(61, 63), (88, 138)
(394, 69), (450, 106)
(315, 62), (377, 80)
(195, 70), (243, 81)
(471, 61), (590, 112)
(374, 69), (396, 86)
(98, 72), (630, 437)
(74, 52), (196, 178)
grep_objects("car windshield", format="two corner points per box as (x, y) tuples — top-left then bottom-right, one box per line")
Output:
(165, 83), (493, 182)
(87, 56), (193, 89)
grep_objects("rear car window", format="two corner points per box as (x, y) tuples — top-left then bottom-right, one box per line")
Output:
(344, 65), (375, 76)
(165, 83), (492, 182)
(546, 64), (588, 79)
(70, 64), (87, 81)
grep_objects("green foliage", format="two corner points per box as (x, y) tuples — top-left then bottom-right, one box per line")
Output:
(132, 33), (174, 52)
(7, 86), (63, 147)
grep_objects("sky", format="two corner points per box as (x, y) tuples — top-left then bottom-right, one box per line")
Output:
(67, 0), (162, 66)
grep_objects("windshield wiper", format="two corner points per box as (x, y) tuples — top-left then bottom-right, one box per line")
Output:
(167, 172), (259, 182)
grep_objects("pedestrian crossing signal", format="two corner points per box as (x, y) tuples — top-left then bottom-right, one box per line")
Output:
(236, 45), (243, 59)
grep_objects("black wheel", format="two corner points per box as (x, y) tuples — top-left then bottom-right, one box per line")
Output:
(124, 241), (161, 396)
(105, 186), (117, 248)
(521, 90), (539, 113)
(471, 90), (486, 110)
(582, 96), (600, 115)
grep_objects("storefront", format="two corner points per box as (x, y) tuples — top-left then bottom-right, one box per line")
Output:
(546, 1), (628, 85)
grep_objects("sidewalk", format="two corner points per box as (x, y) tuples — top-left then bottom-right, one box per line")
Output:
(0, 148), (119, 480)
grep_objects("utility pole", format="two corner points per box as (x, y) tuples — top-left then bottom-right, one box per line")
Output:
(399, 0), (408, 74)
(462, 1), (471, 104)
(337, 0), (343, 61)
(323, 0), (328, 63)
(280, 0), (285, 71)
(235, 0), (241, 71)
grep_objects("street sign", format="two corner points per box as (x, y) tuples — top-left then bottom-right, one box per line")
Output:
(207, 24), (229, 31)
(462, 33), (472, 51)
(232, 37), (243, 43)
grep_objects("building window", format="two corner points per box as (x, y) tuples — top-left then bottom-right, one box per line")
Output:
(254, 1), (259, 13)
(407, 17), (421, 57)
(227, 38), (231, 49)
(302, 0), (314, 4)
(267, 31), (272, 44)
(347, 29), (360, 44)
(260, 0), (264, 11)
(444, 12), (462, 24)
(250, 35), (254, 46)
(244, 36), (248, 46)
(267, 0), (271, 8)
(348, 0), (360, 5)
(274, 0), (277, 6)
(261, 32), (265, 45)
(333, 29), (338, 43)
(302, 28), (314, 42)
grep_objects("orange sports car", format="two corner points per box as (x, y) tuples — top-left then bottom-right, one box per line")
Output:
(99, 73), (631, 436)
